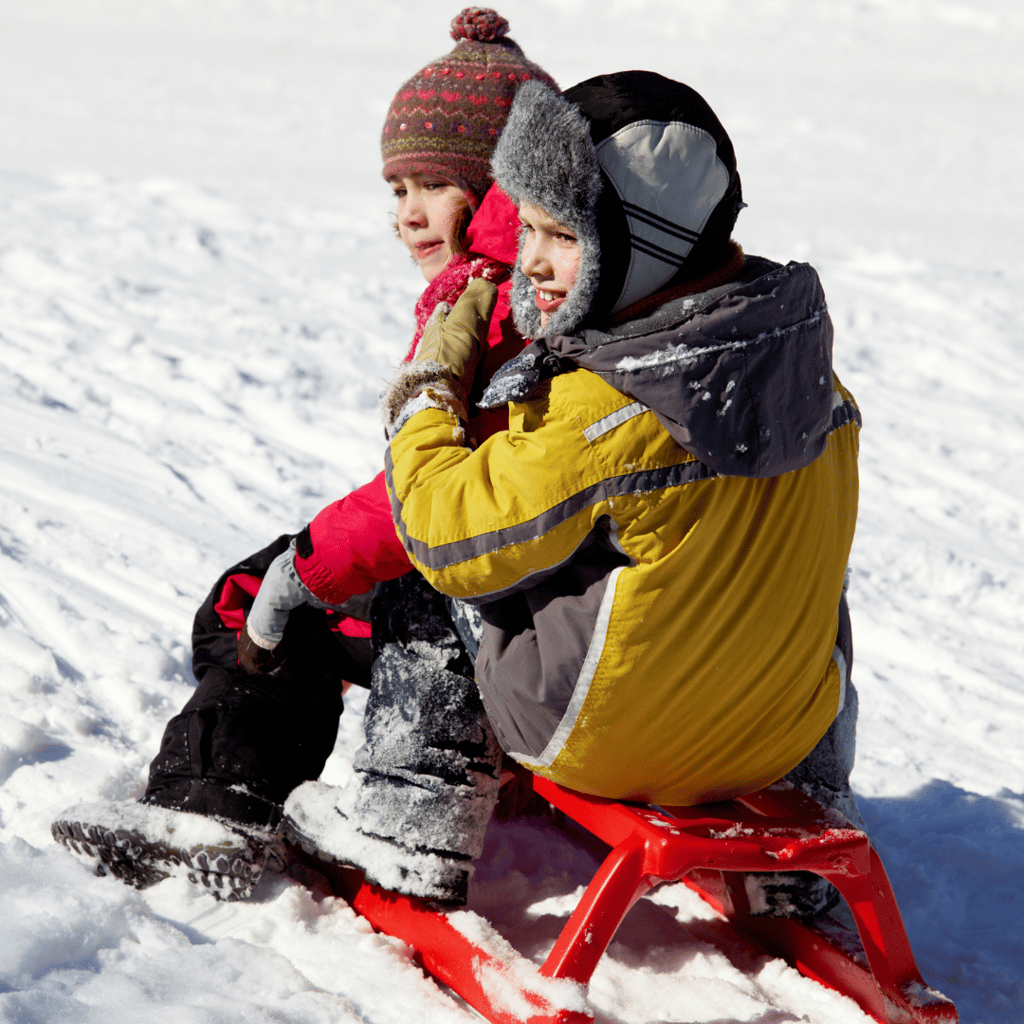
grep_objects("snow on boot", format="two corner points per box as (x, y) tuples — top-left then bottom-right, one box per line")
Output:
(51, 800), (284, 901)
(283, 779), (473, 906)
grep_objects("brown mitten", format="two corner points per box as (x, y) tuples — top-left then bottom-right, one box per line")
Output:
(382, 277), (498, 435)
(237, 623), (284, 675)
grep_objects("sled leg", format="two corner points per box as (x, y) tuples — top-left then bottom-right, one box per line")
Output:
(710, 832), (958, 1023)
(292, 853), (593, 1024)
(540, 837), (654, 984)
(818, 848), (954, 1023)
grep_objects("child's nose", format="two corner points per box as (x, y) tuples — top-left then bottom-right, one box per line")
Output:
(522, 239), (550, 278)
(400, 197), (428, 227)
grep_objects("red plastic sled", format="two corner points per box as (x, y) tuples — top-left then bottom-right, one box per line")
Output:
(299, 776), (958, 1024)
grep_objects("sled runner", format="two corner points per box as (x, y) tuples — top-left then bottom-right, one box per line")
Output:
(295, 776), (958, 1024)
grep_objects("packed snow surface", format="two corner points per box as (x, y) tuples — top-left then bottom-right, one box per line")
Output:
(1, 1), (1022, 1022)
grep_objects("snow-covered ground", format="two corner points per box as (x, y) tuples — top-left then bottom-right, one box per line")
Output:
(1, 1), (1022, 1022)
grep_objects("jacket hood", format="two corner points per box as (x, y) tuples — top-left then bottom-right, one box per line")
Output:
(490, 72), (743, 337)
(464, 182), (521, 266)
(481, 257), (857, 478)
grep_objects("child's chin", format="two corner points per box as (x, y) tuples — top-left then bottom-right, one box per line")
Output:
(418, 253), (448, 283)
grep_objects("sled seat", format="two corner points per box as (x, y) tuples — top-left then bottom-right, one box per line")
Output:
(301, 777), (957, 1024)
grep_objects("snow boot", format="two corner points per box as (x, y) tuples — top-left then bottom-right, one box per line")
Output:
(284, 780), (474, 906)
(51, 800), (284, 901)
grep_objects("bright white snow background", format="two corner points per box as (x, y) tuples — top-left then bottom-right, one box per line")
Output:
(1, 1), (1021, 1022)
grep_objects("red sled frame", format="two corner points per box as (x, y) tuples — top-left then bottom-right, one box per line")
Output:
(303, 776), (958, 1024)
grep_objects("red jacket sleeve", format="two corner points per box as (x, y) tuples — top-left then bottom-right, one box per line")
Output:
(294, 471), (412, 605)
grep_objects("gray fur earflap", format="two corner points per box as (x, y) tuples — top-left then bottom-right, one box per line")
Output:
(491, 82), (604, 337)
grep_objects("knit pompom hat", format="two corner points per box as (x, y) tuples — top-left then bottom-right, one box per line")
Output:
(381, 8), (557, 209)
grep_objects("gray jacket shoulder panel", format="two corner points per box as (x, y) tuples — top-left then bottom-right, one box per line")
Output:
(564, 259), (838, 477)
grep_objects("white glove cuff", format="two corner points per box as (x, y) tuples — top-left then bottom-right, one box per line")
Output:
(245, 542), (318, 646)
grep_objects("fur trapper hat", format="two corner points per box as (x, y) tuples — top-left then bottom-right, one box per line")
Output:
(381, 9), (557, 210)
(491, 72), (744, 336)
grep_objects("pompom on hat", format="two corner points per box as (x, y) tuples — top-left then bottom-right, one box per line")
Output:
(381, 8), (557, 209)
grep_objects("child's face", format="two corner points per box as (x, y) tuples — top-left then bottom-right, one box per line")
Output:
(518, 203), (581, 329)
(390, 174), (470, 283)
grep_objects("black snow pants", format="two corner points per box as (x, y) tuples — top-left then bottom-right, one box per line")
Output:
(142, 535), (372, 828)
(143, 537), (500, 854)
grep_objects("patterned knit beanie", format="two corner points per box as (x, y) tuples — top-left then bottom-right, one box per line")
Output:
(381, 8), (557, 209)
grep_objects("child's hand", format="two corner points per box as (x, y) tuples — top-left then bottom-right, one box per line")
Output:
(237, 624), (285, 675)
(414, 277), (497, 384)
(381, 277), (498, 436)
(236, 544), (315, 674)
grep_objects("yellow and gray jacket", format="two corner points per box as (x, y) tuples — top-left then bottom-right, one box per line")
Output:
(385, 254), (860, 806)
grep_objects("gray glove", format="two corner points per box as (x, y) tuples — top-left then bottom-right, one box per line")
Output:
(238, 543), (316, 675)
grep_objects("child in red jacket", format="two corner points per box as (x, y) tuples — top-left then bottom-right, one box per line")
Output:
(52, 8), (554, 904)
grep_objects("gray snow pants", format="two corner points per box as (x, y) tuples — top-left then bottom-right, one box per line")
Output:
(347, 572), (502, 900)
